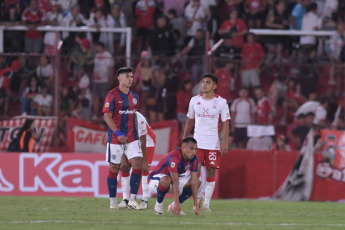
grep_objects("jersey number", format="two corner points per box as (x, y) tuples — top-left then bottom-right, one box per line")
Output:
(209, 152), (217, 161)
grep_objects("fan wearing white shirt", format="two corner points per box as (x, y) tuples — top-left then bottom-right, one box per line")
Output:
(184, 73), (230, 212)
(33, 86), (52, 116)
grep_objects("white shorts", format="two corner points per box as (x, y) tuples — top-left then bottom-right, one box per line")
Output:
(241, 69), (260, 88)
(106, 140), (143, 164)
(148, 173), (190, 194)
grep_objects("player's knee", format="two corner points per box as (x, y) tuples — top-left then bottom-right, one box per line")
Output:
(206, 167), (216, 177)
(120, 165), (130, 173)
(109, 163), (120, 173)
(159, 176), (171, 187)
(131, 156), (143, 169)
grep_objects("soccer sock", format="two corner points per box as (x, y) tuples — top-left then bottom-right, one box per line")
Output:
(204, 177), (215, 207)
(157, 183), (169, 204)
(121, 172), (130, 201)
(179, 187), (192, 204)
(142, 171), (149, 202)
(129, 168), (142, 201)
(107, 170), (118, 201)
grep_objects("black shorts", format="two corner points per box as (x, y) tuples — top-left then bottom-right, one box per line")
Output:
(234, 127), (248, 143)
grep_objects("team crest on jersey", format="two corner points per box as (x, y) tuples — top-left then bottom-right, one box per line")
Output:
(212, 100), (218, 108)
(132, 98), (137, 105)
(171, 162), (175, 168)
(197, 102), (201, 105)
(105, 102), (109, 107)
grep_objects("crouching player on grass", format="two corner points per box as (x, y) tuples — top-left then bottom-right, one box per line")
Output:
(148, 137), (201, 215)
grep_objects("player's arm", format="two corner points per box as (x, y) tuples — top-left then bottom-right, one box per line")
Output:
(191, 170), (201, 215)
(221, 120), (230, 155)
(170, 171), (181, 215)
(183, 118), (195, 139)
(140, 134), (149, 172)
(104, 113), (127, 144)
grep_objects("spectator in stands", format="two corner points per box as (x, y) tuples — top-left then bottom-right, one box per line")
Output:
(54, 0), (77, 14)
(314, 96), (329, 128)
(157, 0), (189, 17)
(3, 3), (23, 52)
(217, 0), (244, 23)
(184, 0), (206, 42)
(288, 112), (314, 150)
(322, 0), (338, 30)
(241, 33), (265, 88)
(62, 4), (87, 53)
(146, 67), (166, 123)
(110, 0), (132, 22)
(109, 4), (127, 54)
(33, 86), (52, 116)
(265, 0), (289, 65)
(133, 50), (152, 92)
(247, 135), (273, 151)
(176, 29), (205, 82)
(150, 15), (175, 57)
(244, 0), (266, 28)
(22, 0), (46, 53)
(230, 87), (256, 148)
(176, 79), (193, 134)
(91, 42), (114, 121)
(167, 9), (184, 47)
(38, 0), (51, 14)
(300, 3), (320, 59)
(36, 55), (53, 90)
(44, 2), (63, 55)
(90, 0), (109, 18)
(21, 76), (40, 115)
(254, 86), (274, 125)
(205, 5), (218, 44)
(276, 134), (291, 151)
(214, 61), (234, 103)
(267, 74), (288, 107)
(135, 0), (156, 52)
(69, 38), (95, 80)
(72, 67), (92, 121)
(326, 22), (345, 90)
(0, 67), (11, 117)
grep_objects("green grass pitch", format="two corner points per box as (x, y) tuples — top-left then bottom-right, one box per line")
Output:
(1, 196), (345, 230)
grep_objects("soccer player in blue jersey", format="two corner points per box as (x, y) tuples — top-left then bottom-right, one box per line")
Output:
(148, 137), (202, 215)
(103, 67), (144, 210)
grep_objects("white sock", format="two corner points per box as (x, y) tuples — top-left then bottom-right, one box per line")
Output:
(121, 176), (130, 201)
(203, 181), (215, 207)
(110, 197), (117, 204)
(142, 175), (149, 201)
(130, 194), (136, 201)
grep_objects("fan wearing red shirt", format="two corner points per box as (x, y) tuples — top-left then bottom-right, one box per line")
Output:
(241, 33), (265, 88)
(22, 0), (45, 52)
(176, 79), (193, 129)
(135, 0), (156, 51)
(254, 86), (274, 124)
(218, 9), (248, 49)
(214, 62), (234, 103)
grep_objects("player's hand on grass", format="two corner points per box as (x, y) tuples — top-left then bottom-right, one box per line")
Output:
(142, 160), (150, 173)
(171, 203), (182, 215)
(114, 130), (127, 144)
(193, 205), (202, 215)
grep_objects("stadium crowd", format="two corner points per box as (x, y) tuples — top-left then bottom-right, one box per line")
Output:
(1, 0), (345, 151)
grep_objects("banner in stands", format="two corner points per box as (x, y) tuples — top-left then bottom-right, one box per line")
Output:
(0, 116), (56, 152)
(66, 118), (179, 154)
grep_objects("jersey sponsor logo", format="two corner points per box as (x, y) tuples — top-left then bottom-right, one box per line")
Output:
(105, 102), (109, 107)
(196, 114), (216, 118)
(132, 98), (137, 105)
(203, 108), (209, 114)
(119, 109), (136, 114)
(171, 162), (175, 168)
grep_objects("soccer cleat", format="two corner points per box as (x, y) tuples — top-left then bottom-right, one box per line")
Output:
(154, 202), (164, 215)
(118, 199), (129, 208)
(202, 205), (212, 212)
(110, 201), (118, 210)
(139, 200), (148, 209)
(128, 200), (143, 210)
(168, 203), (186, 215)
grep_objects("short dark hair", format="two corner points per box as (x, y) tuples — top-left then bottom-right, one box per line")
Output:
(182, 137), (197, 145)
(306, 112), (315, 117)
(167, 9), (177, 17)
(202, 73), (218, 84)
(117, 67), (133, 76)
(95, 41), (105, 48)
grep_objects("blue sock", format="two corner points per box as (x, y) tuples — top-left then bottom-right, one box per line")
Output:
(107, 177), (117, 198)
(157, 184), (169, 203)
(179, 187), (192, 204)
(130, 169), (142, 195)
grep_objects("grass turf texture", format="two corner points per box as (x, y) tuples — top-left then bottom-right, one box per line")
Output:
(0, 196), (345, 230)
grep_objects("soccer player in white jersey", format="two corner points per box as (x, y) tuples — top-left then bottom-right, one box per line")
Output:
(118, 111), (156, 209)
(183, 73), (230, 211)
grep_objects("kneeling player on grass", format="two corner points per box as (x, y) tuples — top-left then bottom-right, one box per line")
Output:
(148, 137), (201, 215)
(118, 112), (156, 209)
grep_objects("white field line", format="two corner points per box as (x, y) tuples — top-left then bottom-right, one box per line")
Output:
(1, 220), (345, 227)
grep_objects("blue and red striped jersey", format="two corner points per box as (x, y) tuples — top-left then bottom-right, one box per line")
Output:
(150, 149), (198, 178)
(102, 87), (139, 144)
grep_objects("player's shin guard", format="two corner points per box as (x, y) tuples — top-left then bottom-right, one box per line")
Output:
(204, 177), (215, 206)
(129, 169), (142, 201)
(107, 170), (118, 200)
(179, 187), (192, 204)
(121, 172), (130, 201)
(142, 171), (150, 202)
(157, 184), (169, 204)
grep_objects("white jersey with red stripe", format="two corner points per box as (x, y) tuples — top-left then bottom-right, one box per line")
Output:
(187, 94), (231, 150)
(137, 112), (156, 147)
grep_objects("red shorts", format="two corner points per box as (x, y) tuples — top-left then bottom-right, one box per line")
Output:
(196, 149), (221, 169)
(146, 146), (155, 165)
